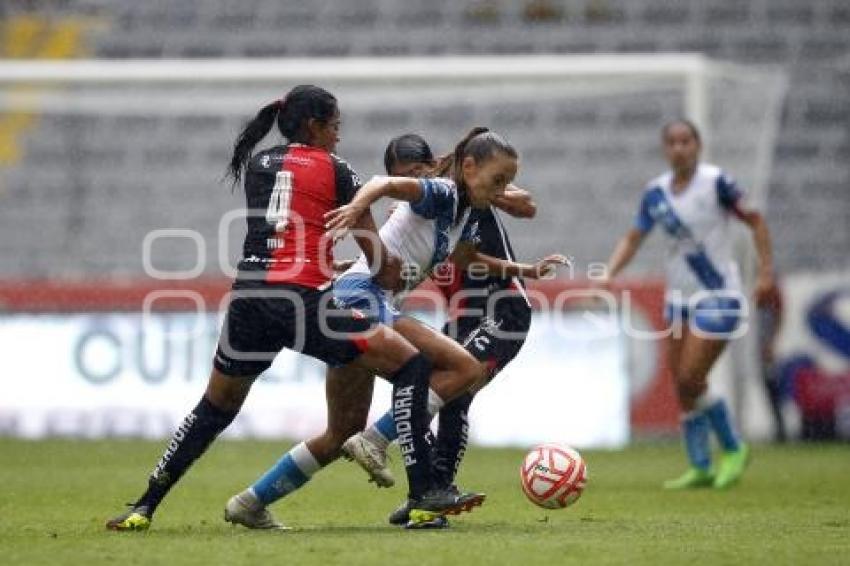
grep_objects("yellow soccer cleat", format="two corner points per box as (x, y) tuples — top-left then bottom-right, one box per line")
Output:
(663, 467), (715, 490)
(106, 505), (152, 532)
(713, 443), (751, 489)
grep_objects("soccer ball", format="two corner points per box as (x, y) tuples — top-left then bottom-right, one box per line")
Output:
(520, 443), (587, 509)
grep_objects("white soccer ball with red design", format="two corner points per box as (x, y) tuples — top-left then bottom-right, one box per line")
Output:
(520, 443), (587, 509)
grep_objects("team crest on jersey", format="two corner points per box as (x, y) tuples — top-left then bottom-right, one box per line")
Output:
(260, 154), (286, 169)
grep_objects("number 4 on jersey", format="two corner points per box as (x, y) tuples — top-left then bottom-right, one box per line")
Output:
(266, 171), (293, 231)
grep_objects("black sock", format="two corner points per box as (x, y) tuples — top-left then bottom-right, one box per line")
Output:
(390, 353), (434, 500)
(135, 396), (237, 514)
(432, 392), (473, 489)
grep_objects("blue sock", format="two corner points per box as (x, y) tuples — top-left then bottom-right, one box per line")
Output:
(703, 399), (741, 452)
(682, 412), (711, 471)
(369, 388), (444, 445)
(373, 410), (398, 443)
(250, 442), (321, 505)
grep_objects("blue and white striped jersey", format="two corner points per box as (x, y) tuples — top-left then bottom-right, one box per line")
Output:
(346, 177), (474, 291)
(635, 162), (744, 305)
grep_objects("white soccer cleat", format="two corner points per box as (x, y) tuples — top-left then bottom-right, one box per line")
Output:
(341, 433), (395, 488)
(224, 491), (289, 531)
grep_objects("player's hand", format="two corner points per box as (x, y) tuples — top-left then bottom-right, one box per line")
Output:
(324, 202), (368, 241)
(585, 274), (616, 307)
(589, 274), (613, 291)
(529, 254), (571, 279)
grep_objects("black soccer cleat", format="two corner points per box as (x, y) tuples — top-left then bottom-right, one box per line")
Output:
(390, 485), (463, 525)
(388, 499), (412, 526)
(406, 487), (485, 528)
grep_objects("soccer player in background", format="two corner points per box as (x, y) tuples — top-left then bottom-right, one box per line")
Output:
(597, 119), (776, 489)
(106, 85), (465, 531)
(226, 129), (566, 529)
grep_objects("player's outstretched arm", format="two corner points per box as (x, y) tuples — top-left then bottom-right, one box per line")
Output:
(599, 228), (645, 286)
(491, 184), (537, 219)
(455, 243), (570, 280)
(324, 176), (423, 237)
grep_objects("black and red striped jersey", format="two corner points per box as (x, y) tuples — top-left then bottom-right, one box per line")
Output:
(237, 143), (361, 289)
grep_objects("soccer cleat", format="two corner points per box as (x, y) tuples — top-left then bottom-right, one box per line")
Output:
(713, 443), (750, 489)
(663, 467), (715, 490)
(106, 504), (152, 532)
(406, 487), (485, 528)
(390, 485), (461, 525)
(341, 433), (395, 488)
(404, 515), (450, 530)
(224, 492), (289, 531)
(388, 499), (412, 526)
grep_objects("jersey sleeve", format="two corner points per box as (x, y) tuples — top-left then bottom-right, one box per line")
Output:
(716, 172), (744, 211)
(410, 178), (458, 220)
(333, 155), (362, 206)
(634, 189), (657, 234)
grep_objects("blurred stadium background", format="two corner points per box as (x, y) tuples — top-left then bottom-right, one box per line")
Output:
(0, 0), (848, 447)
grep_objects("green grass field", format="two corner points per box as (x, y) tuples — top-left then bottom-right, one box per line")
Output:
(1, 439), (848, 565)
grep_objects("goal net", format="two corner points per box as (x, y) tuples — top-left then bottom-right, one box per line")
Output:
(0, 54), (787, 277)
(0, 55), (788, 443)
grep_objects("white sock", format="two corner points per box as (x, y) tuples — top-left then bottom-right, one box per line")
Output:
(363, 425), (392, 449)
(290, 441), (322, 476)
(428, 388), (446, 417)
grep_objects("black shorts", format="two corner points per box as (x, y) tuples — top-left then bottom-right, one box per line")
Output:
(213, 279), (374, 377)
(442, 293), (531, 382)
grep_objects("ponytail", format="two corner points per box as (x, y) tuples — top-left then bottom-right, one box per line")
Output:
(427, 126), (490, 180)
(227, 85), (338, 187)
(427, 125), (516, 182)
(227, 100), (281, 185)
(427, 126), (517, 225)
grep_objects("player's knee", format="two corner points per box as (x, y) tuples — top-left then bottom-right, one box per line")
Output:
(675, 371), (707, 403)
(459, 354), (487, 390)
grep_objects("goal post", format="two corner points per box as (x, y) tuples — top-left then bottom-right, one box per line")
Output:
(0, 54), (788, 442)
(0, 53), (787, 203)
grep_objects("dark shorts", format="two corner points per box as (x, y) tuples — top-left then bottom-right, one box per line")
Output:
(213, 279), (374, 377)
(443, 294), (532, 382)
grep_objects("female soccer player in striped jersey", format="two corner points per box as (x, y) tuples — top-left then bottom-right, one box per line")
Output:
(225, 129), (566, 529)
(106, 85), (467, 531)
(342, 133), (563, 527)
(600, 120), (775, 489)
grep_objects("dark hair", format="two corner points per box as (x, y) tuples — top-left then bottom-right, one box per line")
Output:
(383, 133), (434, 174)
(429, 126), (517, 224)
(430, 126), (517, 182)
(227, 84), (338, 184)
(662, 119), (702, 144)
